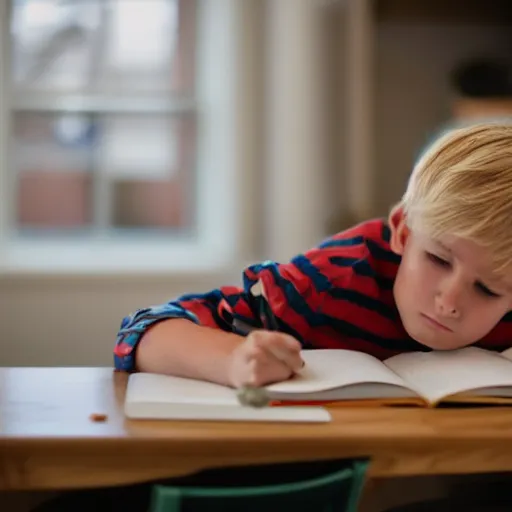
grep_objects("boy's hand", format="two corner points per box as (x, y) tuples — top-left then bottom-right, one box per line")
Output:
(227, 330), (304, 388)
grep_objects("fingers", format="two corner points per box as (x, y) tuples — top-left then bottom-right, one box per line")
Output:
(254, 331), (304, 372)
(245, 352), (291, 387)
(246, 330), (304, 372)
(228, 330), (305, 388)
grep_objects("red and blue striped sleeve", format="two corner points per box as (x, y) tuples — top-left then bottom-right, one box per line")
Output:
(113, 245), (333, 372)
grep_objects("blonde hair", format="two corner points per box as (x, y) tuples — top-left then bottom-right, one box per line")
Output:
(400, 122), (512, 273)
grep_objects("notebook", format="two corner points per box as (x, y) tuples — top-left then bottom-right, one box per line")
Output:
(124, 372), (331, 423)
(125, 346), (512, 418)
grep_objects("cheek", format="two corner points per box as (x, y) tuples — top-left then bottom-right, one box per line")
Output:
(401, 252), (435, 290)
(468, 302), (509, 329)
(395, 254), (432, 312)
(457, 298), (511, 341)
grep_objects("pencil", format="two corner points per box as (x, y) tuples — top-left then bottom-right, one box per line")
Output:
(236, 279), (276, 408)
(250, 279), (280, 330)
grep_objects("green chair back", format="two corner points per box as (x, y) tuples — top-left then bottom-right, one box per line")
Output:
(148, 459), (369, 512)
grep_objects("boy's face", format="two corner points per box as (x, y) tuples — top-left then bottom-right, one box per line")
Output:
(390, 208), (512, 350)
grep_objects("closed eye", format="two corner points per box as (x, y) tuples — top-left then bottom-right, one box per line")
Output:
(426, 252), (502, 298)
(475, 282), (501, 298)
(426, 252), (450, 268)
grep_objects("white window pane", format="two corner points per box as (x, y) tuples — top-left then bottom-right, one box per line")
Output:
(106, 1), (177, 70)
(14, 113), (95, 173)
(11, 0), (186, 93)
(98, 0), (179, 92)
(11, 0), (103, 90)
(101, 116), (178, 180)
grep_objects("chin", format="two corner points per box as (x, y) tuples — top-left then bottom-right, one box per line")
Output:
(403, 323), (461, 351)
(416, 340), (456, 350)
(412, 333), (470, 351)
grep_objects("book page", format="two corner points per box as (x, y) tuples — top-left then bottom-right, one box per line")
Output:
(385, 347), (512, 404)
(266, 349), (411, 396)
(499, 346), (512, 361)
(124, 373), (331, 423)
(126, 372), (240, 406)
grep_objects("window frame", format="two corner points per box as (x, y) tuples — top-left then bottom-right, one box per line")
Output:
(0, 0), (245, 276)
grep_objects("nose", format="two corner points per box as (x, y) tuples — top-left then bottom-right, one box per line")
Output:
(435, 276), (463, 319)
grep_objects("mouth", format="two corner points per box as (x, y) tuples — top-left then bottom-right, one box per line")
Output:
(420, 313), (453, 332)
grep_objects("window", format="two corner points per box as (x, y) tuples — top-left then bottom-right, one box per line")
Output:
(0, 0), (239, 274)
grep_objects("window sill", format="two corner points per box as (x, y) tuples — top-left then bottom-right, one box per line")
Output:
(0, 234), (238, 276)
(0, 269), (243, 288)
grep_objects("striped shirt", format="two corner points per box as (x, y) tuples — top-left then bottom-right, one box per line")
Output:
(114, 219), (512, 371)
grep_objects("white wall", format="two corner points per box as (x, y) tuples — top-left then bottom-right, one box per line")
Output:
(0, 272), (240, 366)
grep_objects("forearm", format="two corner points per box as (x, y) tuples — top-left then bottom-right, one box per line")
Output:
(135, 319), (244, 386)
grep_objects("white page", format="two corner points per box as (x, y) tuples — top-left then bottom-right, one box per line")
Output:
(126, 372), (240, 406)
(124, 373), (331, 423)
(266, 349), (410, 395)
(385, 347), (512, 404)
(499, 346), (512, 361)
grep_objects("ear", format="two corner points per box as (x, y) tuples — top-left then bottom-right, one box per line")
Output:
(388, 205), (410, 255)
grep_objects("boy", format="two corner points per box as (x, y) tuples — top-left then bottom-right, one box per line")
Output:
(38, 123), (512, 512)
(115, 122), (512, 386)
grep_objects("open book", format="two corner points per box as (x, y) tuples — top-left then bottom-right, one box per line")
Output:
(124, 346), (512, 422)
(266, 346), (512, 407)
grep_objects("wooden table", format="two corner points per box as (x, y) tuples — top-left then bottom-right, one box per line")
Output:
(2, 367), (512, 491)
